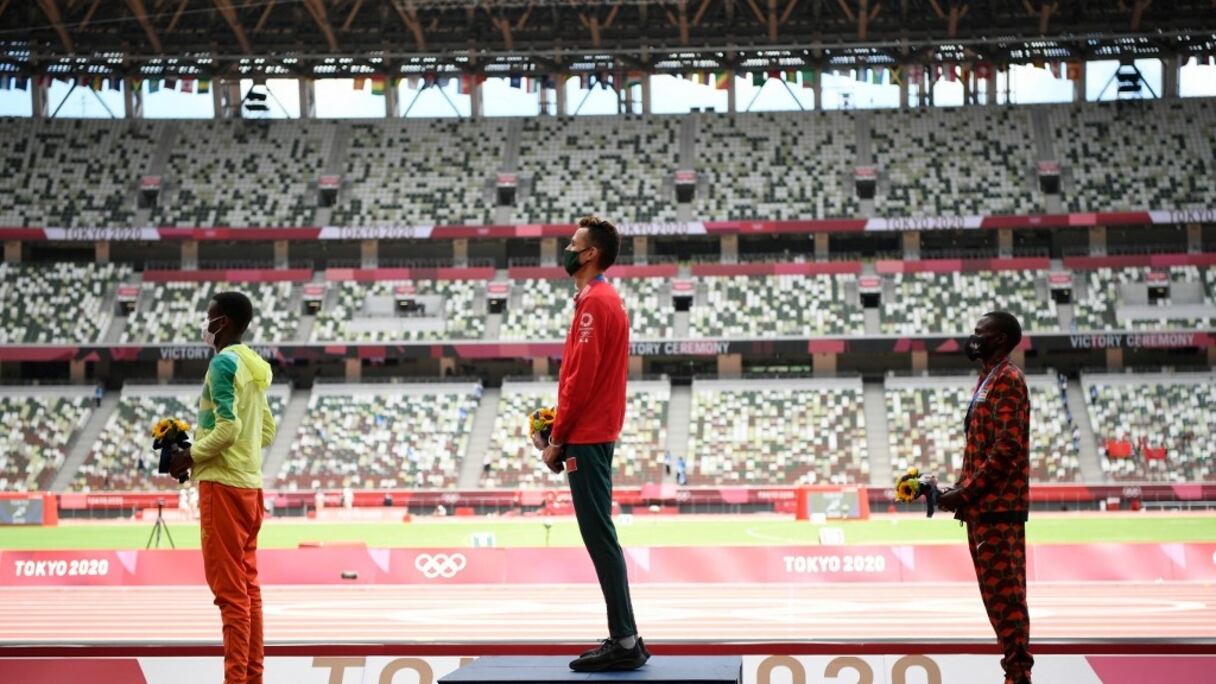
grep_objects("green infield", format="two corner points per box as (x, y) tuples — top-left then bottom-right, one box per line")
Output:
(0, 514), (1213, 550)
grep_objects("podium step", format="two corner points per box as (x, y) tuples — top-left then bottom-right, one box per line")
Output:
(439, 656), (742, 683)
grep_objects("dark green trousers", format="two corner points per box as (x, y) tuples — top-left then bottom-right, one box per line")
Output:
(565, 442), (638, 639)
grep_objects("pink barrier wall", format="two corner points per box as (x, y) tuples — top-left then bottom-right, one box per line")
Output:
(2, 544), (1212, 587)
(324, 267), (495, 282)
(141, 269), (313, 283)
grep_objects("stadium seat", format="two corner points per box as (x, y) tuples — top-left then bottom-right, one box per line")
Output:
(691, 274), (863, 337)
(121, 281), (301, 343)
(0, 390), (93, 491)
(333, 118), (507, 226)
(686, 379), (869, 485)
(277, 384), (482, 489)
(481, 381), (669, 488)
(516, 115), (680, 224)
(880, 270), (1057, 334)
(695, 111), (859, 220)
(151, 119), (334, 228)
(0, 262), (131, 343)
(885, 376), (1081, 482)
(311, 279), (485, 342)
(870, 107), (1041, 216)
(1050, 100), (1216, 212)
(0, 119), (163, 228)
(499, 277), (673, 340)
(1071, 266), (1215, 331)
(70, 388), (288, 491)
(1083, 372), (1214, 482)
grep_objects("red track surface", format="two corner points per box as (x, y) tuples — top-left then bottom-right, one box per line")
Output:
(3, 582), (1212, 644)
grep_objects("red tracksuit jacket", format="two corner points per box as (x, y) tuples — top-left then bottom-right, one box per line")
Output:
(550, 275), (629, 445)
(955, 357), (1032, 521)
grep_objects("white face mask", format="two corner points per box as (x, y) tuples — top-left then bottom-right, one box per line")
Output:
(202, 316), (224, 348)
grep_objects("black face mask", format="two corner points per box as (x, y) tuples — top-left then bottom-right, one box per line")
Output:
(965, 334), (1002, 361)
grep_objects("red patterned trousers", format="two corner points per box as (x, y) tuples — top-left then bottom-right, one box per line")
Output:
(967, 520), (1034, 684)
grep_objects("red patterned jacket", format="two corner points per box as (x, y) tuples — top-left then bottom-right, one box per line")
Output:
(954, 357), (1031, 522)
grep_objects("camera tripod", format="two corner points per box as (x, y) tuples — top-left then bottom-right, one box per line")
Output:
(146, 500), (176, 549)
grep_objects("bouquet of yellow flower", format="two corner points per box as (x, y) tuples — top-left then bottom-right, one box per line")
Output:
(152, 418), (192, 484)
(527, 406), (556, 451)
(894, 467), (941, 517)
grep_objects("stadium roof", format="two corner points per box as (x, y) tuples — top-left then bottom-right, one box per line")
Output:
(2, 0), (1215, 80)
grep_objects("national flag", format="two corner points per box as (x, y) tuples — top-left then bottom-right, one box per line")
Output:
(110, 77), (123, 92)
(974, 62), (992, 80)
(1032, 59), (1046, 70)
(509, 74), (522, 89)
(148, 79), (161, 93)
(800, 68), (816, 87)
(131, 77), (143, 91)
(36, 75), (52, 87)
(353, 76), (366, 91)
(752, 71), (766, 86)
(784, 70), (797, 82)
(943, 63), (957, 82)
(1049, 62), (1061, 79)
(164, 78), (177, 91)
(767, 69), (781, 80)
(91, 76), (104, 90)
(714, 70), (731, 90)
(598, 71), (611, 89)
(870, 67), (883, 85)
(906, 64), (923, 85)
(181, 78), (194, 93)
(889, 66), (902, 85)
(371, 75), (386, 95)
(1066, 61), (1082, 80)
(199, 78), (210, 94)
(626, 71), (643, 88)
(15, 76), (28, 91)
(0, 75), (10, 90)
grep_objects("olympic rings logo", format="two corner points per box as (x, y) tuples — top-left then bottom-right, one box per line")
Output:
(414, 553), (468, 579)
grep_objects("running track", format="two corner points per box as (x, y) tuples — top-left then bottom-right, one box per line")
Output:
(2, 582), (1213, 644)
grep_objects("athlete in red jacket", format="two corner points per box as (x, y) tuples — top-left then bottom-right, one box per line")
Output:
(541, 216), (648, 672)
(938, 311), (1034, 684)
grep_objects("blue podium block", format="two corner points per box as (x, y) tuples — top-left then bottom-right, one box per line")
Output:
(439, 656), (742, 684)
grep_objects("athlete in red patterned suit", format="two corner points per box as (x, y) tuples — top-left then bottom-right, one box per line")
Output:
(937, 311), (1033, 684)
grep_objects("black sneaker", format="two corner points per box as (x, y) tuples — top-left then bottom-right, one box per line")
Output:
(569, 638), (649, 672)
(580, 637), (649, 659)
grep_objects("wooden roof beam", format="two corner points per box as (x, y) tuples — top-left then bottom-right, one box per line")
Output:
(35, 0), (74, 52)
(342, 0), (365, 31)
(254, 0), (277, 33)
(390, 0), (427, 50)
(301, 0), (339, 50)
(212, 0), (253, 53)
(678, 0), (690, 45)
(124, 0), (163, 52)
(1130, 0), (1152, 32)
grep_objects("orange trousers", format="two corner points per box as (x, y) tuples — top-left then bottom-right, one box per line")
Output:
(199, 481), (265, 684)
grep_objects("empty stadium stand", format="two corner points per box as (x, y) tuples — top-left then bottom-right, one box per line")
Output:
(70, 385), (288, 492)
(121, 280), (301, 343)
(686, 378), (869, 485)
(516, 115), (679, 224)
(1049, 99), (1216, 213)
(696, 111), (859, 220)
(870, 106), (1041, 216)
(880, 269), (1058, 334)
(691, 274), (864, 337)
(1082, 371), (1214, 482)
(0, 119), (164, 228)
(311, 279), (485, 341)
(884, 374), (1082, 483)
(151, 120), (334, 227)
(0, 387), (94, 491)
(0, 262), (130, 344)
(481, 380), (669, 488)
(276, 382), (481, 490)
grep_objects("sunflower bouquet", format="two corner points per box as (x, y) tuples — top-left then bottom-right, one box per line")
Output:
(894, 467), (942, 517)
(527, 406), (557, 451)
(151, 418), (192, 484)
